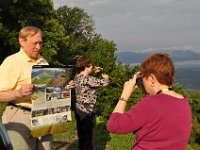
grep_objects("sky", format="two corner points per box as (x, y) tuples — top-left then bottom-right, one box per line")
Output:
(53, 0), (200, 53)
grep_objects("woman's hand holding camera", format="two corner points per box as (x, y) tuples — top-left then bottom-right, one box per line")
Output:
(93, 66), (103, 73)
(93, 66), (109, 79)
(102, 73), (109, 79)
(120, 72), (140, 101)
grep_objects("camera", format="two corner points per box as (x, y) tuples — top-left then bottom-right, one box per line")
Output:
(136, 76), (143, 85)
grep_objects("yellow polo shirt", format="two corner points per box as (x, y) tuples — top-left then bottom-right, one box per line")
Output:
(0, 48), (48, 108)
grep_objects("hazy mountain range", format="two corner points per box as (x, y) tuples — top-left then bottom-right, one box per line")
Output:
(115, 50), (200, 65)
(115, 50), (200, 91)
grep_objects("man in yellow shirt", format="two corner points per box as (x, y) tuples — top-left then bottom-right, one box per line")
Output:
(0, 26), (51, 149)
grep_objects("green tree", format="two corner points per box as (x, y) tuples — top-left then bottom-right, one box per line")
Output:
(187, 91), (200, 149)
(42, 19), (69, 65)
(87, 38), (117, 70)
(56, 5), (97, 65)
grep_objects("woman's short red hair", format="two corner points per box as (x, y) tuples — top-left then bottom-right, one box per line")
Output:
(140, 53), (175, 86)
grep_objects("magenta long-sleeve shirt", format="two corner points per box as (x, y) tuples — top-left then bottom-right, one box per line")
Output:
(107, 94), (192, 150)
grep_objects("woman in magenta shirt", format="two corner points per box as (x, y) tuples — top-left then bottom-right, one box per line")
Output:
(107, 53), (192, 150)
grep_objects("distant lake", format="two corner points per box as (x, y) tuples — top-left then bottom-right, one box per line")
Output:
(175, 61), (200, 91)
(130, 60), (200, 91)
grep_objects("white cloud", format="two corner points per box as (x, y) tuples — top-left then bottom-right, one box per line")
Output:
(53, 0), (200, 52)
(88, 0), (113, 6)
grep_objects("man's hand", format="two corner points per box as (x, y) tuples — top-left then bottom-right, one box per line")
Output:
(16, 84), (34, 98)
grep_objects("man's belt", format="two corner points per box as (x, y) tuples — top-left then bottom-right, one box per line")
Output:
(8, 103), (31, 111)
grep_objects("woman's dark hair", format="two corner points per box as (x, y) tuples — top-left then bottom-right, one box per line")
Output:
(75, 56), (91, 72)
(140, 53), (175, 86)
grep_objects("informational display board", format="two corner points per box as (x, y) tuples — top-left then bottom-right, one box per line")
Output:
(31, 65), (73, 137)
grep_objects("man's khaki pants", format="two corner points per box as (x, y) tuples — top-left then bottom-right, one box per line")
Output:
(2, 106), (52, 150)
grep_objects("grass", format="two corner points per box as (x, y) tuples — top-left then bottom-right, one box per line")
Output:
(0, 103), (7, 118)
(53, 114), (110, 149)
(106, 133), (134, 150)
(52, 114), (135, 150)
